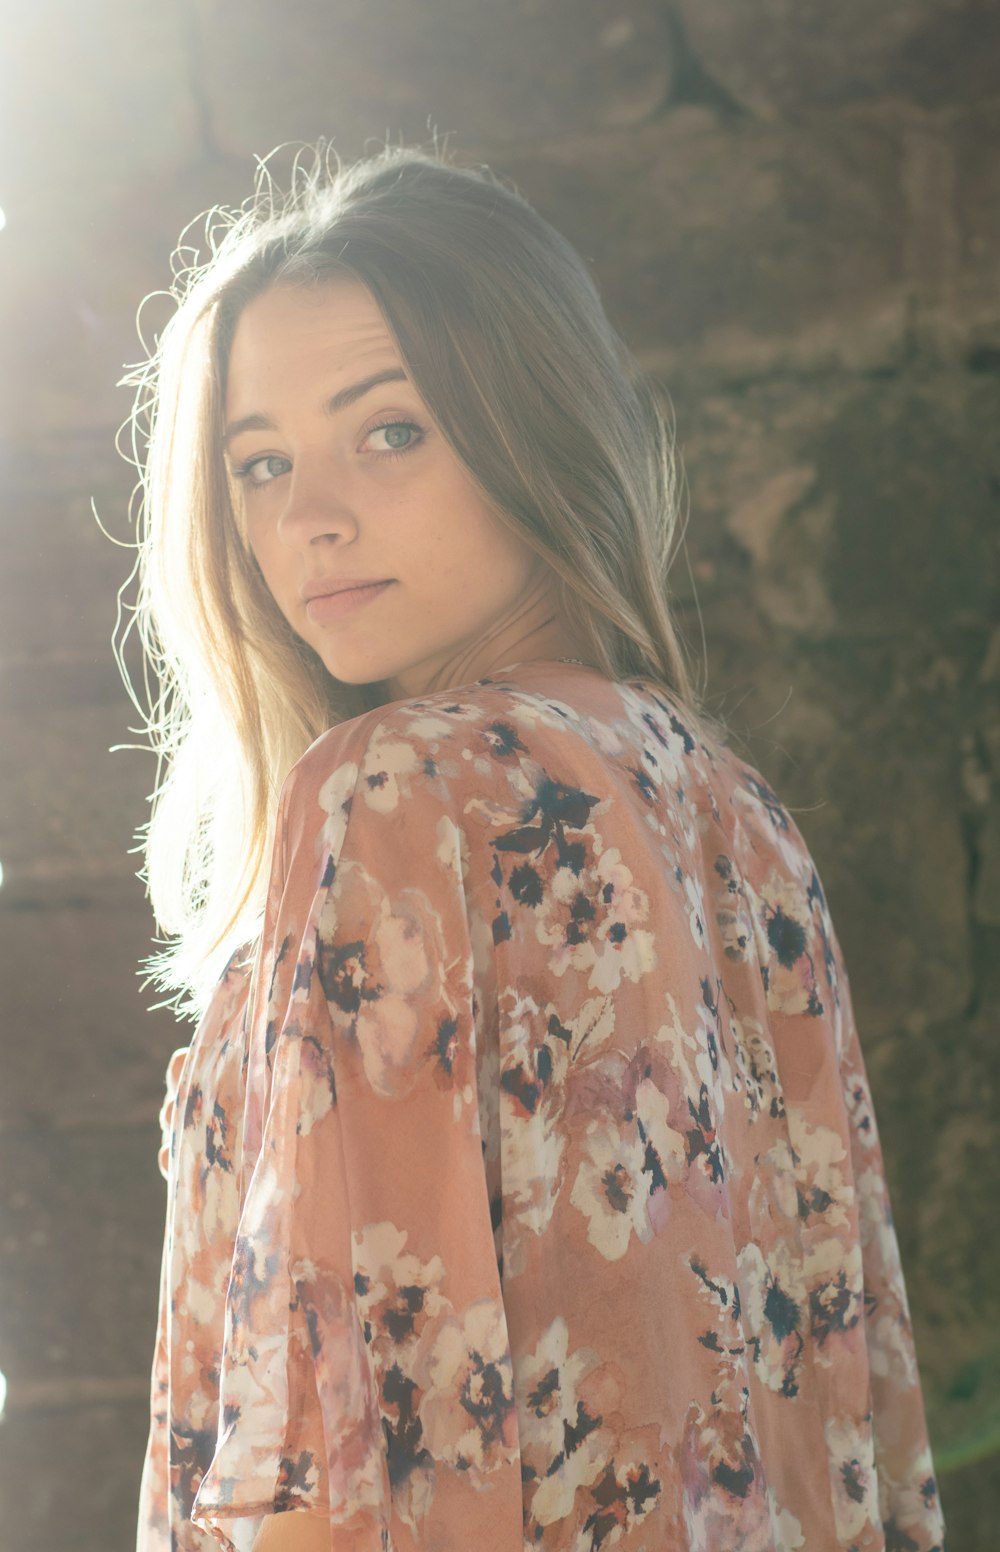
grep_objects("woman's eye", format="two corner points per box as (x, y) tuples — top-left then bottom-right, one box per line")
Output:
(234, 454), (291, 487)
(367, 420), (424, 457)
(231, 421), (424, 488)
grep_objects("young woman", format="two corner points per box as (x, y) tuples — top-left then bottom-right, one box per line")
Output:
(131, 143), (944, 1552)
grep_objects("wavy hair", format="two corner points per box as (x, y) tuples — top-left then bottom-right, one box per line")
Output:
(117, 138), (720, 1019)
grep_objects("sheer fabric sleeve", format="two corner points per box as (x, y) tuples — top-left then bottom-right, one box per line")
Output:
(833, 945), (947, 1548)
(189, 731), (523, 1552)
(136, 1188), (173, 1552)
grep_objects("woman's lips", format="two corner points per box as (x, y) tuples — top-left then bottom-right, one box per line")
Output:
(305, 579), (394, 623)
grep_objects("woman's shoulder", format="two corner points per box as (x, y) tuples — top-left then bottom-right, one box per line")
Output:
(275, 671), (814, 875)
(275, 670), (750, 835)
(271, 672), (832, 988)
(283, 675), (589, 805)
(289, 669), (722, 770)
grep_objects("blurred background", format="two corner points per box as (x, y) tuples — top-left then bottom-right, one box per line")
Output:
(0, 1), (998, 1547)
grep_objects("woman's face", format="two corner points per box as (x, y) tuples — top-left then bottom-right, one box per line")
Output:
(222, 277), (574, 699)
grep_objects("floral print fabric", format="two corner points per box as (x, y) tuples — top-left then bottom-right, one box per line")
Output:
(136, 660), (945, 1552)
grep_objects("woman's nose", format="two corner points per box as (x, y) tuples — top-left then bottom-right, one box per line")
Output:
(275, 459), (359, 546)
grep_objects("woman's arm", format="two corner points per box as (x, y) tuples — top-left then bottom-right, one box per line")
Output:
(191, 735), (522, 1550)
(251, 1513), (331, 1552)
(157, 1045), (190, 1178)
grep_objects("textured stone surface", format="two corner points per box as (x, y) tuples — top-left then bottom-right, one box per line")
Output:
(191, 0), (679, 153)
(0, 440), (138, 661)
(672, 0), (1000, 117)
(0, 1400), (151, 1548)
(506, 110), (912, 380)
(0, 692), (155, 885)
(953, 103), (1000, 340)
(0, 880), (185, 1131)
(667, 368), (1000, 1036)
(0, 1), (996, 1545)
(0, 1126), (165, 1393)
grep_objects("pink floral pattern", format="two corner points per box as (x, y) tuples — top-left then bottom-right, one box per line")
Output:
(137, 660), (944, 1552)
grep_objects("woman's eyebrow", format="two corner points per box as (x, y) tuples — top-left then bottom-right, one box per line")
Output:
(222, 367), (410, 449)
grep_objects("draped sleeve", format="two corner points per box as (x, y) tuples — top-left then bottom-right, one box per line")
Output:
(184, 671), (946, 1552)
(189, 717), (523, 1552)
(833, 951), (944, 1544)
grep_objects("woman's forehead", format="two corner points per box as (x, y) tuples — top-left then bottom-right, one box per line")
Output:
(231, 278), (391, 354)
(225, 280), (403, 410)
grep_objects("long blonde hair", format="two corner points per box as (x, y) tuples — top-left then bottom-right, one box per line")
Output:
(118, 139), (720, 1019)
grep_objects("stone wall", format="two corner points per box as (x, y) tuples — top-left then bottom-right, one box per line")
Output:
(0, 3), (997, 1547)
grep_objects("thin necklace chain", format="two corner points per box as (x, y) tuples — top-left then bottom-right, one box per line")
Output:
(490, 655), (591, 676)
